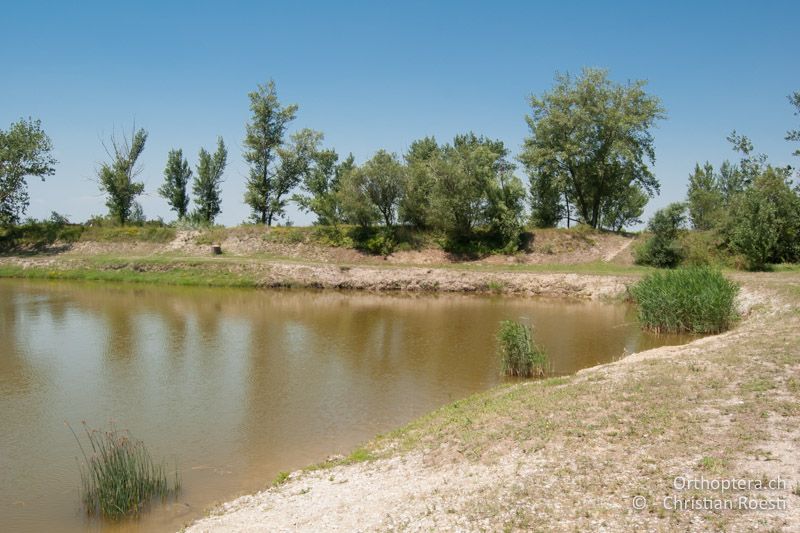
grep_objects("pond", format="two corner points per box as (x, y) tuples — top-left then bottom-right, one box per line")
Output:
(0, 279), (692, 532)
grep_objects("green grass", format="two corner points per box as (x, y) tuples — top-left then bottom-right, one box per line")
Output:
(69, 422), (180, 520)
(629, 267), (740, 334)
(496, 320), (548, 378)
(272, 471), (291, 486)
(0, 263), (259, 288)
(80, 226), (176, 243)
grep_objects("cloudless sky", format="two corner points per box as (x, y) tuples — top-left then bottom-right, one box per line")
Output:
(2, 0), (798, 227)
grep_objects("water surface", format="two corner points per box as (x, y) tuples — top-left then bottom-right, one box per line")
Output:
(0, 279), (691, 532)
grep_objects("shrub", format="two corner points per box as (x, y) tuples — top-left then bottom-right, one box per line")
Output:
(496, 320), (548, 377)
(629, 267), (739, 334)
(0, 213), (84, 251)
(726, 167), (800, 270)
(69, 422), (180, 520)
(678, 230), (726, 267)
(634, 203), (686, 268)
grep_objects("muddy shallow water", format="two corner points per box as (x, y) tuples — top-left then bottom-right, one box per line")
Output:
(0, 279), (692, 532)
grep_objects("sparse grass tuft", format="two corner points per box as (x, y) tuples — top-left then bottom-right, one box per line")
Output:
(345, 448), (375, 463)
(496, 320), (548, 377)
(272, 471), (290, 486)
(629, 267), (739, 333)
(698, 456), (727, 473)
(69, 422), (180, 520)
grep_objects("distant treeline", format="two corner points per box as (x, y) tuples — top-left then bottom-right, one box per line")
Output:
(1, 68), (798, 265)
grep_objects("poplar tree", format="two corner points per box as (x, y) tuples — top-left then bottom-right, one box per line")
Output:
(158, 149), (192, 219)
(243, 80), (298, 225)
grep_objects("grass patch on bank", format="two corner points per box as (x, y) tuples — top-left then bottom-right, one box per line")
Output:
(80, 226), (176, 243)
(629, 267), (739, 333)
(0, 263), (259, 288)
(69, 422), (179, 520)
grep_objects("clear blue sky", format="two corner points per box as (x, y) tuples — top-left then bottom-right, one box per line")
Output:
(2, 0), (798, 227)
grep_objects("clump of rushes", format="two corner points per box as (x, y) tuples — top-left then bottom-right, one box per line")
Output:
(629, 266), (739, 334)
(68, 422), (180, 520)
(497, 320), (548, 377)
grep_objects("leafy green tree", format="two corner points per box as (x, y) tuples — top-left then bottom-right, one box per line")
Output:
(716, 160), (746, 205)
(634, 202), (686, 268)
(400, 137), (438, 229)
(0, 118), (57, 226)
(726, 131), (768, 187)
(600, 183), (648, 231)
(192, 138), (227, 224)
(294, 143), (346, 226)
(526, 168), (563, 228)
(354, 150), (406, 228)
(728, 167), (800, 270)
(430, 133), (507, 238)
(787, 91), (800, 158)
(158, 149), (192, 219)
(686, 162), (723, 230)
(485, 161), (527, 248)
(339, 162), (379, 228)
(97, 128), (147, 225)
(521, 68), (665, 229)
(265, 128), (320, 223)
(243, 80), (298, 225)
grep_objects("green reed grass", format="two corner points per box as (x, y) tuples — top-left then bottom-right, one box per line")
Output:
(497, 320), (548, 377)
(629, 266), (739, 334)
(68, 422), (180, 520)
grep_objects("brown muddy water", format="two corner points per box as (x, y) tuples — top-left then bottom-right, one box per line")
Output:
(0, 279), (693, 532)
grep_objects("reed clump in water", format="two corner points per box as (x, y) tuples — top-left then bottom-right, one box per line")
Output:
(69, 421), (180, 520)
(497, 320), (548, 377)
(629, 266), (739, 334)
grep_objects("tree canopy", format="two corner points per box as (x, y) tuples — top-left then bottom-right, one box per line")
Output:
(243, 80), (298, 225)
(159, 149), (192, 219)
(97, 128), (147, 226)
(0, 118), (57, 226)
(192, 138), (227, 224)
(520, 68), (665, 229)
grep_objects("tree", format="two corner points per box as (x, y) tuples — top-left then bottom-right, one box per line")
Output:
(355, 150), (406, 228)
(600, 183), (648, 231)
(339, 161), (379, 228)
(785, 91), (800, 157)
(634, 202), (686, 268)
(243, 80), (298, 225)
(0, 118), (57, 226)
(294, 139), (354, 227)
(727, 131), (768, 187)
(521, 68), (665, 229)
(400, 137), (438, 229)
(728, 167), (800, 270)
(430, 133), (507, 238)
(97, 127), (147, 225)
(485, 161), (527, 248)
(262, 128), (319, 225)
(158, 149), (192, 219)
(192, 138), (227, 224)
(686, 162), (723, 230)
(527, 169), (563, 228)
